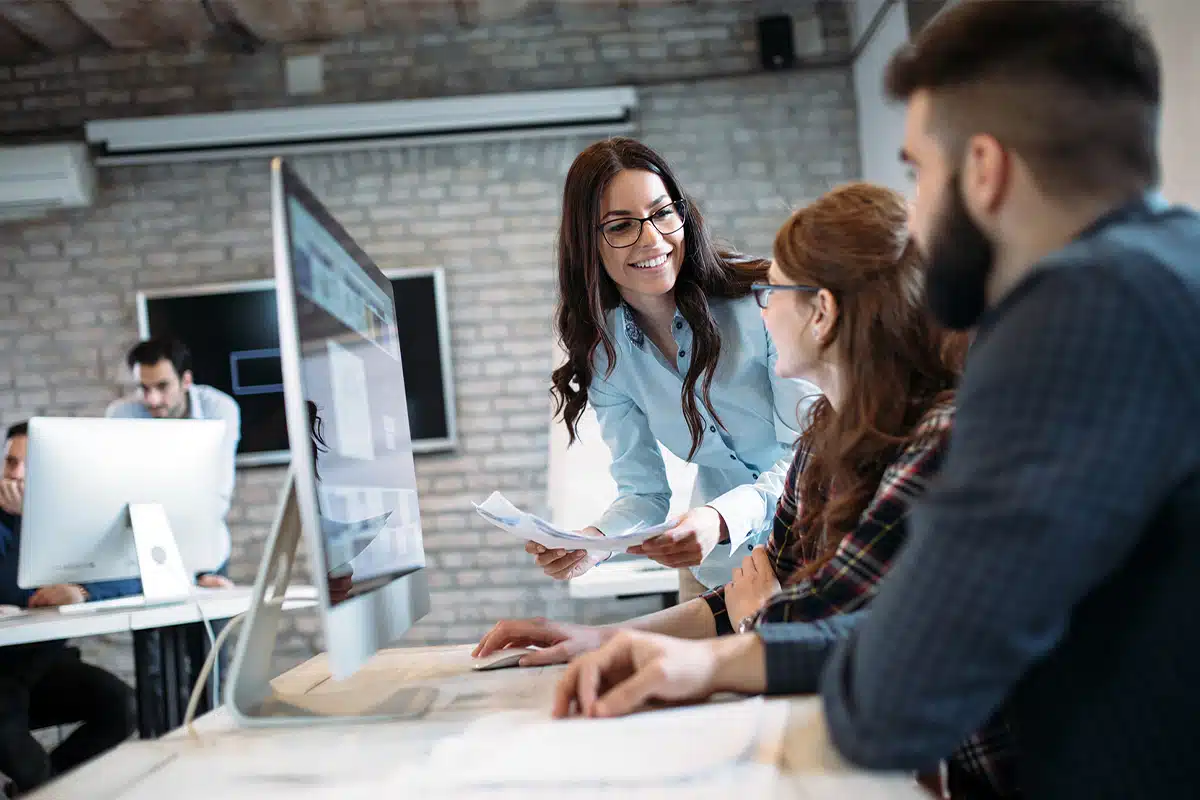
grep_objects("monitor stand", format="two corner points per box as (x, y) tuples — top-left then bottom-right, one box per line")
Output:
(225, 469), (437, 727)
(128, 503), (193, 604)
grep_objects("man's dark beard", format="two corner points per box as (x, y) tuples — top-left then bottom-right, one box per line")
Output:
(924, 175), (995, 331)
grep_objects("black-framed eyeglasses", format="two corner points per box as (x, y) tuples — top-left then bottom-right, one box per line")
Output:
(751, 282), (820, 309)
(597, 199), (688, 248)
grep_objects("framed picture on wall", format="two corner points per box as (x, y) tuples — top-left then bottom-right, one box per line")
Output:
(134, 267), (457, 466)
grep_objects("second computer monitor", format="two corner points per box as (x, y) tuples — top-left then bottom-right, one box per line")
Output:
(18, 416), (228, 589)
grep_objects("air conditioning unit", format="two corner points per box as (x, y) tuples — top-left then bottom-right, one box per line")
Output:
(0, 143), (96, 221)
(85, 86), (639, 165)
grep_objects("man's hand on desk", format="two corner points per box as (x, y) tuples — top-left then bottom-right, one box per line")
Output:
(473, 618), (614, 666)
(627, 506), (726, 568)
(526, 527), (608, 580)
(196, 574), (233, 589)
(552, 631), (767, 719)
(28, 584), (88, 607)
(0, 478), (23, 515)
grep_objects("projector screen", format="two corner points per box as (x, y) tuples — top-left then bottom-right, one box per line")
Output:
(135, 268), (456, 465)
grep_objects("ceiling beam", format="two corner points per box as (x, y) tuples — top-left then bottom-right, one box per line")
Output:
(0, 0), (98, 55)
(0, 15), (40, 62)
(59, 0), (161, 48)
(300, 0), (369, 38)
(219, 0), (306, 42)
(151, 0), (214, 46)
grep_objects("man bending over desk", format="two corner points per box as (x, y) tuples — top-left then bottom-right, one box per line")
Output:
(0, 422), (136, 793)
(106, 336), (239, 588)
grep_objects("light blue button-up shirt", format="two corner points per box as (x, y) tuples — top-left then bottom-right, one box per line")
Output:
(589, 295), (819, 589)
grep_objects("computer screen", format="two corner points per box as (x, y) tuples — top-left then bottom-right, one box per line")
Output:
(281, 165), (426, 605)
(19, 417), (227, 588)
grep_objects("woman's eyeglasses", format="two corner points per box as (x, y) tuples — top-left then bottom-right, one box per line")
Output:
(751, 282), (820, 309)
(597, 199), (688, 248)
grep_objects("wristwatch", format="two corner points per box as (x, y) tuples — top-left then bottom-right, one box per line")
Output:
(737, 613), (757, 634)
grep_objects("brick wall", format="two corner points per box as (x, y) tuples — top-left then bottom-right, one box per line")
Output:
(0, 3), (860, 683)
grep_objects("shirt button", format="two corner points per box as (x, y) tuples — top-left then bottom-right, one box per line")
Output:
(709, 425), (716, 433)
(729, 454), (736, 460)
(752, 473), (759, 479)
(747, 544), (753, 552)
(675, 321), (683, 330)
(678, 349), (686, 358)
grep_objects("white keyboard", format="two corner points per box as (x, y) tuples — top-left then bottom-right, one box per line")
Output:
(56, 594), (152, 614)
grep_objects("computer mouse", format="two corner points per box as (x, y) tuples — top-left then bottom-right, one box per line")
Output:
(472, 648), (537, 671)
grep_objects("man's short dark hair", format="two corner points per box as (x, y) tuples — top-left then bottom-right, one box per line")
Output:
(885, 0), (1160, 199)
(127, 337), (192, 377)
(5, 421), (28, 442)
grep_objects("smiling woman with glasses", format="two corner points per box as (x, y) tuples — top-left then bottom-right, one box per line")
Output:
(496, 137), (819, 602)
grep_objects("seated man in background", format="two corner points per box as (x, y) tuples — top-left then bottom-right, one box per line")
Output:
(0, 422), (136, 793)
(106, 336), (240, 588)
(1, 422), (140, 606)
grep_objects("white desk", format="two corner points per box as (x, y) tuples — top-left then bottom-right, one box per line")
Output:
(29, 644), (928, 800)
(0, 586), (318, 647)
(0, 603), (130, 648)
(0, 586), (318, 739)
(569, 559), (681, 608)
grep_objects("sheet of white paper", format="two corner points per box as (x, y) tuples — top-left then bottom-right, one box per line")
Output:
(394, 697), (780, 788)
(474, 491), (677, 551)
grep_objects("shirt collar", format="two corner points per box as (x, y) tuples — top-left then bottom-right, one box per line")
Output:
(185, 385), (204, 420)
(620, 302), (685, 350)
(1076, 190), (1170, 242)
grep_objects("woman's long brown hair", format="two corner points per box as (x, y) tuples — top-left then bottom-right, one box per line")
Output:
(775, 182), (968, 579)
(551, 137), (767, 459)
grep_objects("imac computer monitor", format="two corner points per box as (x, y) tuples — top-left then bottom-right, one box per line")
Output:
(18, 417), (228, 593)
(268, 157), (429, 681)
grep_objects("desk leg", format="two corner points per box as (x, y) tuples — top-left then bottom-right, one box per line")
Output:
(161, 627), (181, 731)
(660, 591), (679, 610)
(132, 629), (162, 740)
(132, 626), (194, 738)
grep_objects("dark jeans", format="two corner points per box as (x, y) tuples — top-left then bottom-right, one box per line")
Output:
(0, 645), (134, 793)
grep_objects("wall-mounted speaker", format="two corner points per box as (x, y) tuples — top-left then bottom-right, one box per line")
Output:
(757, 15), (796, 71)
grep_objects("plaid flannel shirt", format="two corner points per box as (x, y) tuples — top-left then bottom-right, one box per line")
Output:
(701, 400), (1020, 798)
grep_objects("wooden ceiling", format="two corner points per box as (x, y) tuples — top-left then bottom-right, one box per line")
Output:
(0, 0), (764, 65)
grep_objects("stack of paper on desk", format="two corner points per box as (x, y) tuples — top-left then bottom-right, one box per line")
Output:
(474, 491), (677, 551)
(391, 696), (789, 791)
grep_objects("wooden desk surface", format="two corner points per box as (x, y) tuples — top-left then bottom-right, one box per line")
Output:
(32, 644), (927, 799)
